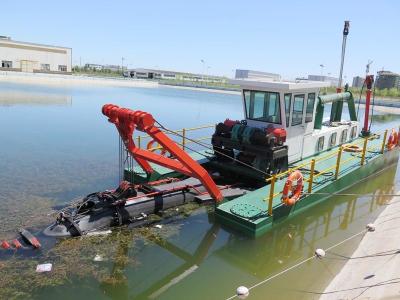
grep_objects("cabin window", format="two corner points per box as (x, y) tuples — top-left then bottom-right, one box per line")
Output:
(291, 94), (305, 126)
(329, 132), (337, 148)
(340, 129), (348, 144)
(284, 93), (292, 127)
(317, 136), (325, 151)
(243, 90), (281, 124)
(350, 126), (357, 139)
(305, 93), (315, 123)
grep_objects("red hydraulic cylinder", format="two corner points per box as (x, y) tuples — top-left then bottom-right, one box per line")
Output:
(362, 75), (374, 136)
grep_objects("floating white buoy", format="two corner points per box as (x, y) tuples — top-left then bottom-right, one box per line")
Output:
(236, 286), (249, 299)
(315, 248), (326, 259)
(366, 223), (376, 232)
(155, 224), (163, 229)
(36, 263), (52, 273)
(93, 254), (104, 262)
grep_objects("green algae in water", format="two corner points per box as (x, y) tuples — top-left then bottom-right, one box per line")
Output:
(0, 203), (198, 299)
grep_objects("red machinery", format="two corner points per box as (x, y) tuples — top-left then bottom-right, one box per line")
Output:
(102, 104), (223, 202)
(361, 75), (374, 137)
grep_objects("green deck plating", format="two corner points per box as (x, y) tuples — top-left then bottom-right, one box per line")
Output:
(215, 135), (399, 237)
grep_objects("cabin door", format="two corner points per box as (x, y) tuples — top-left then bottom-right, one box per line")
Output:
(286, 126), (305, 162)
(286, 94), (307, 162)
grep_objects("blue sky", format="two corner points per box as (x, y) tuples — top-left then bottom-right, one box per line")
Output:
(1, 0), (399, 81)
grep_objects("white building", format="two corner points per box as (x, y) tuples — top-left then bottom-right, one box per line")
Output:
(0, 36), (72, 74)
(235, 69), (281, 81)
(307, 75), (339, 87)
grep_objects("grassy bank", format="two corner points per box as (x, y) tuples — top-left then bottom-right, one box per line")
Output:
(323, 86), (400, 99)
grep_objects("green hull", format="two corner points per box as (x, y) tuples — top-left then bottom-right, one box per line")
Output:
(215, 147), (399, 237)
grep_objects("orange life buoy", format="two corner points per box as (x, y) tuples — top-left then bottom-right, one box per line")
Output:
(281, 170), (303, 206)
(146, 139), (167, 155)
(343, 144), (362, 152)
(387, 129), (398, 151)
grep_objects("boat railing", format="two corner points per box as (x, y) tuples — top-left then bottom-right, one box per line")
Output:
(135, 124), (215, 151)
(264, 129), (391, 216)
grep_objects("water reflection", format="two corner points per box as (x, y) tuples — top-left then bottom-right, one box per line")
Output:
(74, 165), (398, 300)
(0, 90), (72, 106)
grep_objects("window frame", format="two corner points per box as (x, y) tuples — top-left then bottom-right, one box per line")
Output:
(350, 126), (357, 139)
(284, 93), (292, 127)
(58, 65), (67, 72)
(243, 89), (282, 124)
(305, 93), (315, 123)
(291, 94), (305, 126)
(329, 132), (337, 148)
(340, 129), (348, 144)
(317, 136), (325, 152)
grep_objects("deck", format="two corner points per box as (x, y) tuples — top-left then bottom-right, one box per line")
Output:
(215, 131), (399, 237)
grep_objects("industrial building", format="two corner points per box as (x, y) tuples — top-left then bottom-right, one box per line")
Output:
(352, 76), (364, 88)
(0, 36), (71, 74)
(124, 68), (226, 83)
(235, 69), (281, 81)
(376, 71), (400, 89)
(307, 75), (339, 87)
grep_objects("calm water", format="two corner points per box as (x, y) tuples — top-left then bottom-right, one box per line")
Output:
(0, 81), (399, 300)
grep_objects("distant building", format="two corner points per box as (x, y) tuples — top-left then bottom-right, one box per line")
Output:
(84, 64), (124, 72)
(307, 75), (339, 87)
(125, 68), (226, 83)
(376, 71), (400, 89)
(235, 69), (281, 81)
(84, 63), (103, 71)
(352, 76), (364, 88)
(0, 36), (71, 74)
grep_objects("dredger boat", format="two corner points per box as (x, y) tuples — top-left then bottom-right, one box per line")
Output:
(44, 21), (400, 238)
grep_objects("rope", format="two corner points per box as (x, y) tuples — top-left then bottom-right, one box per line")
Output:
(225, 230), (368, 300)
(155, 121), (270, 176)
(302, 192), (400, 197)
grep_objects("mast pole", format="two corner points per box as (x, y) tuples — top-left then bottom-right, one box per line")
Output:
(337, 21), (350, 93)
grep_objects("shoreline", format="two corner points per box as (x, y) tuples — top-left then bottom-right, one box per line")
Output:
(1, 71), (400, 101)
(0, 71), (158, 89)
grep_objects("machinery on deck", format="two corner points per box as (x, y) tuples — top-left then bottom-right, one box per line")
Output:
(211, 119), (288, 183)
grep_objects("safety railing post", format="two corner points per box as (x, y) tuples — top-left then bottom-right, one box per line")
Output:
(137, 136), (141, 149)
(335, 146), (343, 180)
(268, 175), (276, 216)
(361, 138), (368, 165)
(182, 128), (186, 150)
(308, 159), (316, 193)
(381, 129), (388, 154)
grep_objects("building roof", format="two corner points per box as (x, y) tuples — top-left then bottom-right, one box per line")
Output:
(132, 68), (224, 79)
(230, 78), (329, 91)
(0, 36), (71, 50)
(377, 70), (399, 77)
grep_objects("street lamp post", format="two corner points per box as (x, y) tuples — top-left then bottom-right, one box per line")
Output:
(320, 64), (325, 76)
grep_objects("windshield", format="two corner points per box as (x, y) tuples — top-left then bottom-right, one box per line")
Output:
(244, 90), (281, 124)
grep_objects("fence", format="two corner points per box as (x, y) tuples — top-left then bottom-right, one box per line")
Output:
(264, 129), (391, 216)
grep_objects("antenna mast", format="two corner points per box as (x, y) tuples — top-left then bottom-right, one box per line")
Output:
(337, 21), (350, 92)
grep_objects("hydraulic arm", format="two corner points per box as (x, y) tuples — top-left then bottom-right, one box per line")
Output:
(102, 104), (223, 202)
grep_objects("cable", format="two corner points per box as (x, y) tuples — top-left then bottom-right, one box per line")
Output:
(224, 229), (367, 300)
(155, 121), (270, 176)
